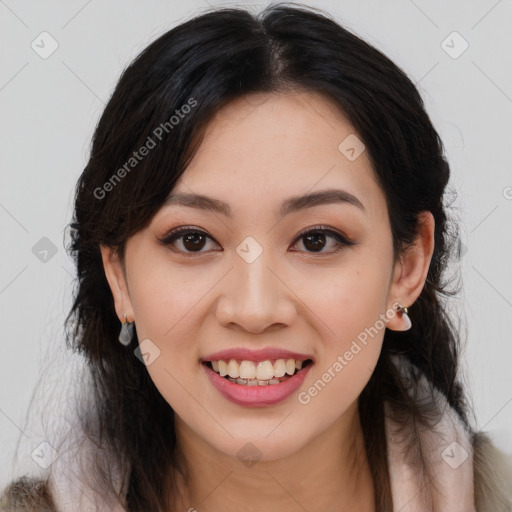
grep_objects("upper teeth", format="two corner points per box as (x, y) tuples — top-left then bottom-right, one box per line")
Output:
(211, 359), (305, 380)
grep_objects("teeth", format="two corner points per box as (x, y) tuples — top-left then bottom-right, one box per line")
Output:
(228, 377), (281, 386)
(256, 360), (274, 380)
(273, 359), (286, 377)
(228, 359), (239, 378)
(209, 358), (309, 381)
(239, 360), (256, 379)
(218, 360), (228, 377)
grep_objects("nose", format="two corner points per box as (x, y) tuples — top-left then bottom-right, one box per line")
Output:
(215, 250), (298, 334)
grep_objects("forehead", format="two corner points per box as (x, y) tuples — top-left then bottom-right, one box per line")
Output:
(169, 91), (385, 221)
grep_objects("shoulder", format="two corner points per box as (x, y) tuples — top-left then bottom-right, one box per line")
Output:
(0, 475), (57, 511)
(473, 430), (512, 511)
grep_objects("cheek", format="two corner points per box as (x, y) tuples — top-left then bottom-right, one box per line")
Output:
(125, 252), (220, 398)
(299, 256), (390, 408)
(128, 268), (203, 421)
(297, 301), (386, 432)
(307, 257), (390, 349)
(128, 253), (212, 342)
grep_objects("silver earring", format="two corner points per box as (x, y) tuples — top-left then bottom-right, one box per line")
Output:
(118, 313), (135, 346)
(395, 304), (411, 331)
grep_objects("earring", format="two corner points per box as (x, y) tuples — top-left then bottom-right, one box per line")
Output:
(395, 303), (412, 331)
(118, 313), (135, 346)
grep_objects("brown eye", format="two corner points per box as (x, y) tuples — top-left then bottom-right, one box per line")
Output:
(302, 232), (329, 252)
(290, 226), (355, 254)
(180, 232), (208, 251)
(160, 227), (219, 254)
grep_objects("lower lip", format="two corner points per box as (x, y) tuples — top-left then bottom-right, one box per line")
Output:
(203, 362), (313, 407)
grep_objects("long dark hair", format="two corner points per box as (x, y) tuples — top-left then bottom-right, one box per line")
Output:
(62, 3), (470, 510)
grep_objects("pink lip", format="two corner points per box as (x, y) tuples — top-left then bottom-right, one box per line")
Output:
(202, 361), (313, 407)
(201, 347), (314, 363)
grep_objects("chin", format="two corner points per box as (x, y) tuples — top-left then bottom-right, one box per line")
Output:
(203, 425), (311, 463)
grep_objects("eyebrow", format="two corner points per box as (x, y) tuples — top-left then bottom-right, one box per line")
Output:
(163, 188), (366, 218)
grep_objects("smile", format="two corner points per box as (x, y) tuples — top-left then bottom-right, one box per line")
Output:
(205, 358), (313, 386)
(201, 350), (314, 407)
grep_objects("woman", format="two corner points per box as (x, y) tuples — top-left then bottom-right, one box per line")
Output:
(2, 4), (511, 511)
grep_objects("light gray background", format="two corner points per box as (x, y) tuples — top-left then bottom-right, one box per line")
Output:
(1, 0), (511, 487)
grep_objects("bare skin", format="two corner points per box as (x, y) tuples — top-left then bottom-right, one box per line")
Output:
(101, 90), (435, 511)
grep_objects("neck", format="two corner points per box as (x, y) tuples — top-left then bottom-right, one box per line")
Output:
(171, 401), (376, 512)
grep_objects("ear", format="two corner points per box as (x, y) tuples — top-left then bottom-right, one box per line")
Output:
(100, 244), (134, 323)
(386, 211), (435, 330)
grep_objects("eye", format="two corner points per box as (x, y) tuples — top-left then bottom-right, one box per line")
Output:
(290, 225), (356, 254)
(158, 226), (219, 254)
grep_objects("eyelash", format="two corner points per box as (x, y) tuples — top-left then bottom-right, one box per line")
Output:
(158, 224), (355, 256)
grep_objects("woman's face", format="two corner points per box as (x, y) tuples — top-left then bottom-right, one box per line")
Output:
(102, 90), (419, 462)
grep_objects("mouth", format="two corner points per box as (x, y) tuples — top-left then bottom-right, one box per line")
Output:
(202, 358), (314, 386)
(201, 355), (314, 407)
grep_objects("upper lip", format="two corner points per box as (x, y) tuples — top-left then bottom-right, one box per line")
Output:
(202, 347), (314, 363)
